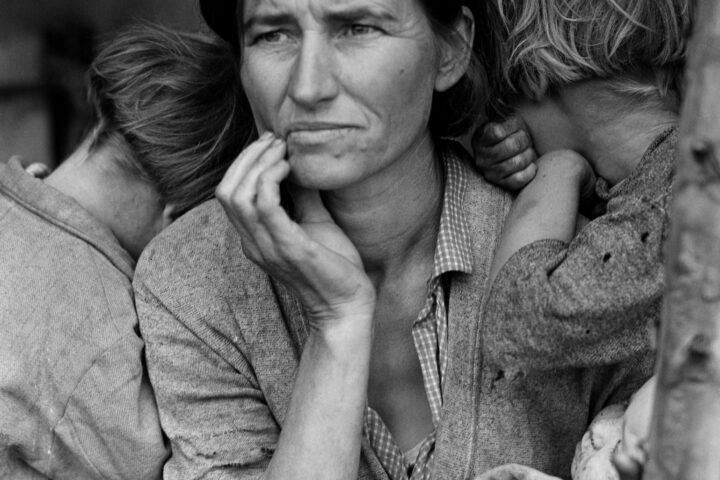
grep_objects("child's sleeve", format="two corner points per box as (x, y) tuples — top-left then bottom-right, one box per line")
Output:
(482, 192), (668, 371)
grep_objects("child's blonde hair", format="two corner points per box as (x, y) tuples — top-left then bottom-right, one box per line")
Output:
(495, 0), (693, 103)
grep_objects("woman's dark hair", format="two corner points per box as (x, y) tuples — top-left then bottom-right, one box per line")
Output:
(421, 0), (504, 135)
(199, 0), (501, 138)
(88, 24), (255, 218)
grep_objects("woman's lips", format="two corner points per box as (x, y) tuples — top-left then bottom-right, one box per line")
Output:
(286, 127), (356, 145)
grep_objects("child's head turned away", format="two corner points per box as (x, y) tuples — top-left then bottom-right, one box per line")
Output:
(494, 0), (692, 104)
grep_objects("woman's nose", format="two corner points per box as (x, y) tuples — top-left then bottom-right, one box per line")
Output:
(288, 33), (339, 108)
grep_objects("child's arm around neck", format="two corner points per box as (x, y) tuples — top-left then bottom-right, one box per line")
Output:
(489, 150), (595, 284)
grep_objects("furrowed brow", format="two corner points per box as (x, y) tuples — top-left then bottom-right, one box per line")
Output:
(244, 12), (296, 31)
(324, 6), (398, 24)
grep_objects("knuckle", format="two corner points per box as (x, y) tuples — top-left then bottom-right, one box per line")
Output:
(512, 151), (533, 169)
(516, 130), (531, 150)
(508, 157), (525, 173)
(507, 131), (532, 154)
(256, 200), (278, 222)
(496, 156), (523, 176)
(510, 165), (537, 185)
(255, 198), (277, 221)
(230, 193), (249, 211)
(256, 187), (279, 213)
(255, 176), (268, 195)
(489, 124), (505, 140)
(506, 136), (521, 153)
(257, 170), (275, 188)
(523, 147), (538, 162)
(216, 185), (254, 215)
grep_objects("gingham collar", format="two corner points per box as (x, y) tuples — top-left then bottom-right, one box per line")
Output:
(431, 143), (473, 279)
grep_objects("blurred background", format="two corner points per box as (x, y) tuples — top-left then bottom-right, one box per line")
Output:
(0, 0), (207, 169)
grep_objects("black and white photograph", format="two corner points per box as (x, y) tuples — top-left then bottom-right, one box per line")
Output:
(0, 1), (711, 479)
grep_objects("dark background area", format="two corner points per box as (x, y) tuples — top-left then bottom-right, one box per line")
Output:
(0, 0), (207, 168)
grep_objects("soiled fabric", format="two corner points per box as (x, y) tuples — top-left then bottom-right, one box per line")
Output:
(0, 158), (168, 480)
(482, 128), (676, 374)
(135, 144), (650, 480)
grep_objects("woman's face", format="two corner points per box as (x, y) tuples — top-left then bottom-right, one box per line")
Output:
(240, 0), (446, 190)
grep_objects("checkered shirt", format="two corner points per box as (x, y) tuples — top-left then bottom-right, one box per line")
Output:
(363, 149), (473, 480)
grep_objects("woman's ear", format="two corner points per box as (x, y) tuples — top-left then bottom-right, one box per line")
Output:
(435, 6), (474, 93)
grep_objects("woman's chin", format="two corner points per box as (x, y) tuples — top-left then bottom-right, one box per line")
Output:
(287, 167), (344, 191)
(287, 153), (358, 191)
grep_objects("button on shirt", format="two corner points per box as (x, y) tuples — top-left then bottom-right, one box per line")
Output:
(363, 150), (473, 480)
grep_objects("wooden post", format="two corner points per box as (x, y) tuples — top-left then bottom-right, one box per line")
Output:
(644, 0), (720, 478)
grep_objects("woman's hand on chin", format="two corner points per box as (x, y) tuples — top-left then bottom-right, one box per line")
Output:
(216, 132), (375, 332)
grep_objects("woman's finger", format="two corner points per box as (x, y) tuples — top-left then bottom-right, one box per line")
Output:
(289, 184), (333, 224)
(255, 162), (327, 259)
(219, 190), (274, 259)
(217, 138), (287, 259)
(223, 139), (287, 226)
(255, 159), (292, 220)
(239, 235), (265, 265)
(216, 131), (275, 199)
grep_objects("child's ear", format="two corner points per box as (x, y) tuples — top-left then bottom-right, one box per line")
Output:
(161, 203), (178, 228)
(435, 6), (474, 93)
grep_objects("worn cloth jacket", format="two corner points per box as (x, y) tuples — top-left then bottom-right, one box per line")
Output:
(482, 128), (675, 374)
(0, 159), (168, 480)
(135, 147), (650, 480)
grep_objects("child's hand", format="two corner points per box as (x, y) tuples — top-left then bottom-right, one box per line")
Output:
(613, 377), (655, 480)
(472, 115), (537, 191)
(571, 403), (625, 480)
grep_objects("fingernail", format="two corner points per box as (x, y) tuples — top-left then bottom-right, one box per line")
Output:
(259, 131), (273, 141)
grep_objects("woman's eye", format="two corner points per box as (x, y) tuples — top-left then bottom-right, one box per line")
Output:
(254, 30), (289, 44)
(344, 24), (381, 37)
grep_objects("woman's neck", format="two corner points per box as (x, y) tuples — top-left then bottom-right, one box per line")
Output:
(322, 134), (444, 281)
(515, 79), (678, 186)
